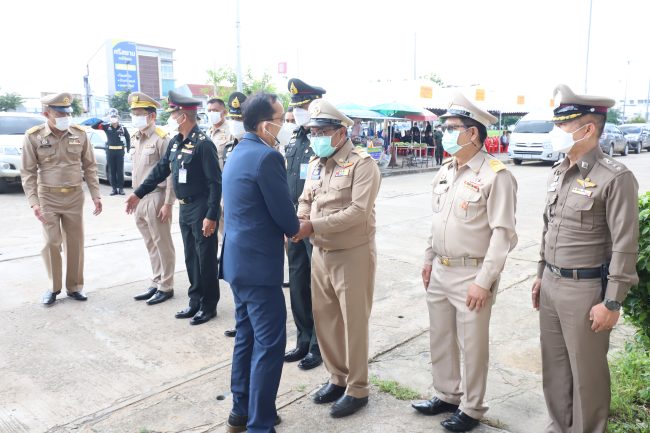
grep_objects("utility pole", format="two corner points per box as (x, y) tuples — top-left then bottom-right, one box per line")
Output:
(235, 0), (243, 92)
(645, 79), (650, 122)
(584, 0), (593, 93)
(623, 60), (630, 122)
(413, 32), (417, 80)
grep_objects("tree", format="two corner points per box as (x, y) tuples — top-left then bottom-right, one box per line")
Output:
(628, 115), (646, 124)
(71, 98), (84, 116)
(0, 92), (24, 112)
(419, 72), (445, 87)
(109, 91), (131, 115)
(206, 66), (292, 109)
(158, 99), (171, 125)
(607, 108), (622, 124)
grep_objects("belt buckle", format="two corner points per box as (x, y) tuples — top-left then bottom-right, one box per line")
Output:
(440, 257), (450, 266)
(550, 265), (561, 277)
(60, 187), (71, 193)
(179, 198), (187, 205)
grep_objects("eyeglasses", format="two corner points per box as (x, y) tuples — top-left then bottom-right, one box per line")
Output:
(441, 124), (469, 133)
(309, 128), (338, 137)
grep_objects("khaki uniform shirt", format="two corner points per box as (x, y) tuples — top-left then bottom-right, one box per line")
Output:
(423, 151), (518, 289)
(298, 140), (381, 250)
(209, 122), (231, 171)
(21, 123), (100, 207)
(537, 146), (639, 302)
(131, 124), (175, 205)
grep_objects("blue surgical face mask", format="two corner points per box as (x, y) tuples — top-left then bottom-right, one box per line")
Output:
(311, 136), (337, 158)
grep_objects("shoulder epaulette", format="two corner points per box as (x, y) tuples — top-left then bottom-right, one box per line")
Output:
(70, 124), (85, 131)
(352, 147), (371, 159)
(26, 124), (45, 134)
(309, 155), (319, 163)
(600, 157), (626, 173)
(442, 158), (453, 166)
(488, 158), (506, 173)
(155, 127), (167, 138)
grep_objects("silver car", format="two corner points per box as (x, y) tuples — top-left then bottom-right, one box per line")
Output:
(619, 123), (650, 153)
(0, 112), (46, 193)
(599, 123), (628, 157)
(86, 128), (133, 183)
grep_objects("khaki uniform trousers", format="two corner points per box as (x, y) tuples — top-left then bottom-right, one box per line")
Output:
(540, 269), (611, 433)
(134, 190), (175, 292)
(426, 258), (495, 420)
(311, 241), (376, 399)
(39, 188), (85, 294)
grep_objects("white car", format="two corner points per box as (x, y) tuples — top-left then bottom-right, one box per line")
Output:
(508, 111), (564, 165)
(0, 112), (46, 192)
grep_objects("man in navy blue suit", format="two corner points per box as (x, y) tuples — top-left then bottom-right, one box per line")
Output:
(221, 92), (300, 433)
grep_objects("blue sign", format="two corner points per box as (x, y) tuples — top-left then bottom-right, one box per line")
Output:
(113, 41), (139, 92)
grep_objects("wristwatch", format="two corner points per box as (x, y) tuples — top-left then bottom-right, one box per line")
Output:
(603, 298), (621, 311)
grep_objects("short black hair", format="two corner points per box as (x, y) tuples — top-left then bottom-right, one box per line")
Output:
(207, 98), (226, 108)
(242, 92), (279, 132)
(459, 117), (487, 144)
(582, 113), (606, 137)
(286, 106), (293, 112)
(143, 107), (156, 114)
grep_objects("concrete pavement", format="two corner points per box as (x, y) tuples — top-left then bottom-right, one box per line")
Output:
(1, 151), (648, 433)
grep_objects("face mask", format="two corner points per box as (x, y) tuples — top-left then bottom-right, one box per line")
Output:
(166, 115), (180, 131)
(228, 120), (245, 139)
(208, 111), (222, 125)
(294, 107), (311, 127)
(549, 124), (588, 153)
(311, 135), (337, 158)
(441, 130), (463, 155)
(277, 122), (295, 149)
(131, 115), (148, 129)
(263, 122), (283, 147)
(54, 116), (71, 131)
(110, 116), (119, 124)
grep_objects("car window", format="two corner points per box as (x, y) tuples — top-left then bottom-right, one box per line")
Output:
(612, 126), (623, 134)
(620, 126), (641, 134)
(513, 120), (554, 133)
(0, 116), (45, 135)
(89, 131), (106, 147)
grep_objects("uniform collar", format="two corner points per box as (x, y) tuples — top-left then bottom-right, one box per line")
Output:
(210, 121), (227, 134)
(42, 123), (69, 138)
(576, 145), (602, 178)
(137, 123), (156, 139)
(452, 150), (485, 174)
(329, 139), (354, 162)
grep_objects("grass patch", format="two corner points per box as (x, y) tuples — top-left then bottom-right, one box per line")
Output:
(607, 338), (650, 433)
(295, 384), (307, 392)
(370, 375), (422, 401)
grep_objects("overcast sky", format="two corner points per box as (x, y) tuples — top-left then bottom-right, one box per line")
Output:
(3, 0), (649, 110)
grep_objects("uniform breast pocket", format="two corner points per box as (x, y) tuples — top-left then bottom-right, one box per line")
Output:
(431, 184), (449, 212)
(453, 190), (483, 220)
(143, 147), (157, 163)
(546, 193), (558, 220)
(67, 145), (82, 154)
(329, 176), (352, 205)
(564, 196), (594, 230)
(36, 146), (55, 159)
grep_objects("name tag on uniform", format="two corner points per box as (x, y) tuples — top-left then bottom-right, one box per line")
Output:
(571, 187), (592, 197)
(300, 163), (309, 180)
(334, 168), (350, 177)
(178, 168), (187, 184)
(311, 165), (322, 180)
(181, 148), (193, 154)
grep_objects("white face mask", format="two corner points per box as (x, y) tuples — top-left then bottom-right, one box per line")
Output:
(549, 124), (588, 153)
(228, 120), (245, 140)
(54, 116), (71, 131)
(208, 111), (222, 125)
(276, 122), (295, 149)
(131, 115), (148, 129)
(294, 107), (310, 127)
(110, 116), (119, 124)
(166, 116), (179, 131)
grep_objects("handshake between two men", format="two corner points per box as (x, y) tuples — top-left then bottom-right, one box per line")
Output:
(291, 218), (313, 243)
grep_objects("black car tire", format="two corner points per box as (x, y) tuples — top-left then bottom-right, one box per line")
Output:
(635, 143), (641, 154)
(609, 144), (614, 157)
(622, 143), (629, 156)
(513, 159), (522, 165)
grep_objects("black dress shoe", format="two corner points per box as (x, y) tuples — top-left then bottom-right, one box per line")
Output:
(330, 395), (368, 418)
(68, 291), (88, 301)
(412, 397), (459, 415)
(284, 344), (309, 362)
(146, 290), (174, 305)
(175, 306), (199, 319)
(110, 190), (118, 196)
(42, 291), (60, 305)
(134, 287), (157, 301)
(226, 412), (281, 433)
(298, 352), (323, 370)
(441, 410), (480, 432)
(118, 189), (125, 195)
(224, 328), (237, 337)
(190, 309), (217, 326)
(312, 383), (346, 404)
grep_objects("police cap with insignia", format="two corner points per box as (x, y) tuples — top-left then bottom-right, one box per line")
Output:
(551, 84), (615, 123)
(304, 99), (354, 128)
(129, 92), (161, 110)
(288, 78), (326, 107)
(166, 90), (201, 112)
(41, 92), (73, 113)
(439, 91), (497, 127)
(227, 92), (247, 118)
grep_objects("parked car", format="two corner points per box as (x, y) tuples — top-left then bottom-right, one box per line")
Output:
(599, 123), (628, 156)
(0, 112), (46, 192)
(619, 123), (650, 153)
(86, 128), (133, 184)
(508, 111), (564, 165)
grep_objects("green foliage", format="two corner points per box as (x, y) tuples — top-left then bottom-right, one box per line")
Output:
(206, 66), (291, 109)
(628, 115), (647, 124)
(109, 91), (131, 115)
(71, 98), (84, 116)
(623, 191), (650, 346)
(608, 338), (650, 432)
(158, 100), (170, 125)
(0, 92), (24, 111)
(370, 376), (422, 400)
(419, 72), (445, 87)
(608, 108), (623, 124)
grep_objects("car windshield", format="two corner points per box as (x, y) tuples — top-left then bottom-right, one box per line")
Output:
(620, 126), (641, 134)
(0, 116), (44, 135)
(513, 120), (554, 133)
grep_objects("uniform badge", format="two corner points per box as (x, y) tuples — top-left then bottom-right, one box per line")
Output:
(171, 143), (178, 151)
(41, 139), (48, 145)
(577, 178), (596, 188)
(460, 201), (469, 210)
(580, 161), (589, 169)
(311, 165), (322, 180)
(335, 168), (350, 177)
(571, 187), (593, 198)
(463, 179), (480, 192)
(185, 143), (194, 149)
(181, 149), (193, 154)
(177, 155), (182, 159)
(337, 159), (354, 168)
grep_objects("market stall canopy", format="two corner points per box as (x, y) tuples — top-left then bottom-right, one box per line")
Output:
(370, 102), (436, 120)
(336, 103), (386, 119)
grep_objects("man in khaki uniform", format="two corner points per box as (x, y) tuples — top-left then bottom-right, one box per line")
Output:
(128, 92), (176, 305)
(412, 92), (518, 432)
(21, 92), (102, 305)
(531, 84), (639, 433)
(207, 98), (230, 243)
(294, 100), (381, 418)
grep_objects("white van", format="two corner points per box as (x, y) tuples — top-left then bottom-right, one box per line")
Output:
(508, 110), (563, 165)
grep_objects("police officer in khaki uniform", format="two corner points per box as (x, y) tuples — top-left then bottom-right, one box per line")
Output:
(207, 98), (229, 244)
(531, 85), (639, 433)
(21, 93), (102, 305)
(294, 100), (381, 418)
(412, 92), (518, 432)
(128, 92), (176, 305)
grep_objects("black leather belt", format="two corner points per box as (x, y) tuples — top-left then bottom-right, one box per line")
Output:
(178, 194), (205, 205)
(546, 263), (602, 280)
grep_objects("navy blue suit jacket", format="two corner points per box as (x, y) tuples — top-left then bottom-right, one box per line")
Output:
(221, 133), (300, 287)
